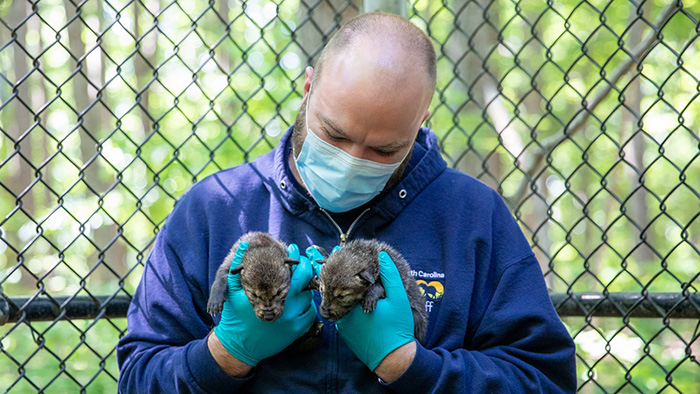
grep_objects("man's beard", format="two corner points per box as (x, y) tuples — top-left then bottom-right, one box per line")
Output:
(291, 94), (414, 193)
(290, 96), (307, 160)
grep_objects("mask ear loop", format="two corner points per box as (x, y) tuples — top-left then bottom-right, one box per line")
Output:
(305, 82), (313, 136)
(292, 82), (313, 171)
(305, 81), (410, 167)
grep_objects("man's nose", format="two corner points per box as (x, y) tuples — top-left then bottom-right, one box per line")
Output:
(341, 143), (366, 160)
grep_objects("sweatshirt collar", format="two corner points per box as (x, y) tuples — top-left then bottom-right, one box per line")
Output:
(267, 125), (447, 223)
(370, 127), (447, 220)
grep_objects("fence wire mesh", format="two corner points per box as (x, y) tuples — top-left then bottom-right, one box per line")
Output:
(0, 0), (699, 392)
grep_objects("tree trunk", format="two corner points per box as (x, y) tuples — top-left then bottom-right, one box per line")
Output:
(6, 0), (39, 289)
(454, 0), (548, 275)
(362, 0), (406, 15)
(66, 0), (101, 189)
(296, 0), (360, 67)
(27, 3), (50, 214)
(134, 0), (154, 141)
(7, 0), (35, 215)
(623, 3), (653, 263)
(450, 0), (513, 184)
(217, 0), (231, 72)
(65, 0), (123, 286)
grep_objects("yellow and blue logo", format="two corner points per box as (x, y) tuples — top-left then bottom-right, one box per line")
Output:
(416, 280), (444, 300)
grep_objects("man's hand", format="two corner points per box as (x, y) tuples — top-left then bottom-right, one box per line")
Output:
(211, 242), (317, 370)
(304, 245), (326, 277)
(335, 251), (416, 381)
(305, 245), (341, 277)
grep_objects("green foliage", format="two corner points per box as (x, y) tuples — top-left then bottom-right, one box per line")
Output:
(1, 319), (125, 393)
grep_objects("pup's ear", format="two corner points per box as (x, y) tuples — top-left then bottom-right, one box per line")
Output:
(356, 269), (375, 285)
(230, 265), (244, 275)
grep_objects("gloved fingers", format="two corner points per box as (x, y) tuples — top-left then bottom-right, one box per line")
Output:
(337, 303), (361, 323)
(289, 254), (314, 294)
(283, 304), (317, 340)
(227, 241), (249, 289)
(287, 243), (301, 260)
(298, 302), (317, 327)
(281, 290), (313, 318)
(230, 241), (249, 269)
(331, 246), (341, 254)
(305, 245), (325, 262)
(305, 245), (328, 276)
(286, 244), (302, 274)
(377, 251), (407, 298)
(311, 261), (323, 277)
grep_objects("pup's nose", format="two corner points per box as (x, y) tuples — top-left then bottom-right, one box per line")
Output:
(261, 311), (277, 321)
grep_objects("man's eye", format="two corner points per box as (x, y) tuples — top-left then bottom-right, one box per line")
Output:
(324, 130), (345, 141)
(374, 149), (397, 157)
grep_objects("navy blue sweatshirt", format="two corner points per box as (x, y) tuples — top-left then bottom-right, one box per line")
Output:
(117, 127), (576, 393)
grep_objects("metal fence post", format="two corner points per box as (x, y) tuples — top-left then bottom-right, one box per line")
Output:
(0, 295), (8, 326)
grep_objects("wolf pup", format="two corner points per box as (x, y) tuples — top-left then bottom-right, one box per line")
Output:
(317, 239), (428, 342)
(207, 231), (299, 321)
(207, 231), (323, 350)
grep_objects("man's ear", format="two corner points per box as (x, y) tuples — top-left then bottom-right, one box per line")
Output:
(302, 66), (314, 103)
(421, 110), (431, 125)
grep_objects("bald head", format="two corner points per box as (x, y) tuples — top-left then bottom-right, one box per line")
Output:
(313, 12), (436, 94)
(288, 13), (436, 204)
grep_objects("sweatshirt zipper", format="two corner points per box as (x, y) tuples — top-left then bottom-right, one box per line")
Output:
(319, 207), (371, 247)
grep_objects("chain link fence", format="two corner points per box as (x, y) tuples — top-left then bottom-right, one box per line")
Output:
(0, 0), (699, 392)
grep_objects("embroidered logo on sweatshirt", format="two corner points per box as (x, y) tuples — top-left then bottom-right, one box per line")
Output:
(410, 269), (444, 313)
(416, 280), (444, 301)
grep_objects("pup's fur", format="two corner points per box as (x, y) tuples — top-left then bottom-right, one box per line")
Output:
(208, 232), (323, 350)
(207, 231), (297, 322)
(318, 239), (428, 342)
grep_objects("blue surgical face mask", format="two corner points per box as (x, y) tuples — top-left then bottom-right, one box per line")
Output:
(295, 84), (408, 213)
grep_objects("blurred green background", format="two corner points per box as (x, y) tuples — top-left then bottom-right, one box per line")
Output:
(1, 0), (699, 392)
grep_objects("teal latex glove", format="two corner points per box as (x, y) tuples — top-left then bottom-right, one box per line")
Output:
(213, 241), (316, 366)
(305, 245), (341, 276)
(335, 251), (415, 371)
(305, 245), (326, 277)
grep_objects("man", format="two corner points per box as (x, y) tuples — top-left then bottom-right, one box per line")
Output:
(117, 12), (577, 393)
